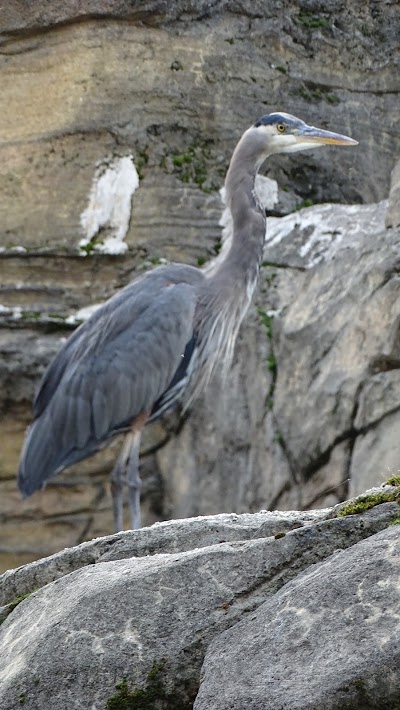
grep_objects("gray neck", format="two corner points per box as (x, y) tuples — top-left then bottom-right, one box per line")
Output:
(187, 129), (270, 398)
(217, 129), (268, 290)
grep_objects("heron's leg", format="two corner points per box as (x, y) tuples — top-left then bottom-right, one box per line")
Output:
(124, 430), (142, 530)
(110, 435), (134, 532)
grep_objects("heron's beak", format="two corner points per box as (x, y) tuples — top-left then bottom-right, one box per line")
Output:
(295, 125), (358, 146)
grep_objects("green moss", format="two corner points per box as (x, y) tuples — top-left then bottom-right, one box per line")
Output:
(384, 474), (400, 487)
(213, 240), (222, 255)
(389, 515), (400, 526)
(79, 238), (104, 255)
(257, 306), (277, 409)
(338, 677), (371, 708)
(167, 141), (221, 193)
(338, 491), (400, 517)
(197, 255), (207, 267)
(300, 86), (323, 102)
(106, 662), (195, 710)
(19, 692), (26, 705)
(7, 591), (35, 613)
(295, 198), (314, 211)
(136, 150), (149, 180)
(274, 531), (286, 540)
(267, 353), (277, 373)
(275, 66), (287, 74)
(172, 153), (193, 168)
(325, 93), (340, 105)
(80, 243), (93, 255)
(257, 307), (273, 339)
(20, 310), (42, 321)
(299, 86), (340, 105)
(298, 11), (328, 28)
(18, 310), (71, 323)
(0, 590), (37, 626)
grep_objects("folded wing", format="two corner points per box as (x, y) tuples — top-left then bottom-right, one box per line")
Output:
(18, 271), (200, 496)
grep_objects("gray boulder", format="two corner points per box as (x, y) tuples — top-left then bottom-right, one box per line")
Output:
(195, 524), (400, 710)
(0, 493), (399, 709)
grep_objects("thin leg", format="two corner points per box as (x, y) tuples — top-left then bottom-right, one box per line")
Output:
(110, 459), (124, 533)
(125, 430), (142, 530)
(110, 434), (134, 532)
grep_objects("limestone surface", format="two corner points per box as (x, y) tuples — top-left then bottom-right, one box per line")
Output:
(0, 496), (399, 709)
(195, 524), (400, 710)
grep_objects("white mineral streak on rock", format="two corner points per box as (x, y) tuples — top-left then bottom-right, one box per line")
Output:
(219, 175), (279, 243)
(65, 303), (102, 324)
(266, 200), (388, 268)
(0, 305), (22, 319)
(0, 246), (26, 254)
(254, 174), (279, 211)
(79, 156), (139, 255)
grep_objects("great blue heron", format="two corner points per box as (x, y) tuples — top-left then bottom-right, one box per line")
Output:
(18, 112), (357, 531)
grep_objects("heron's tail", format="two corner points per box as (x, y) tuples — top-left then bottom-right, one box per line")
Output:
(17, 411), (99, 497)
(18, 412), (62, 496)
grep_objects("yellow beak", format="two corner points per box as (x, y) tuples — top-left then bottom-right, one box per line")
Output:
(295, 125), (358, 146)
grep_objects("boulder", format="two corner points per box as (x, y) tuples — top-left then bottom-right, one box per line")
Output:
(195, 524), (400, 710)
(0, 493), (399, 709)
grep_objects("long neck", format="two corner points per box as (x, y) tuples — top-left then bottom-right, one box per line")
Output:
(214, 129), (268, 293)
(187, 131), (270, 399)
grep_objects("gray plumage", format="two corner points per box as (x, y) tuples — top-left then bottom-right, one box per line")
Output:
(18, 112), (357, 530)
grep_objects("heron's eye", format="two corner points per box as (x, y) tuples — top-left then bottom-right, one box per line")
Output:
(277, 124), (286, 133)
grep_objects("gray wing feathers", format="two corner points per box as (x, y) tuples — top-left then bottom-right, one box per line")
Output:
(33, 263), (203, 418)
(19, 276), (199, 495)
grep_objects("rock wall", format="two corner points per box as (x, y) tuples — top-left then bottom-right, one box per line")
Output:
(1, 1), (400, 573)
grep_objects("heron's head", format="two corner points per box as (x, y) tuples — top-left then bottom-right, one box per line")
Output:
(252, 112), (358, 155)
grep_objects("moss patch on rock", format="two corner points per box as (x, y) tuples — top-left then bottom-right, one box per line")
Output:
(106, 661), (197, 710)
(337, 490), (400, 517)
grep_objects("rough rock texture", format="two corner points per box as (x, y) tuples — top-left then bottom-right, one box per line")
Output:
(386, 158), (400, 229)
(1, 1), (400, 571)
(0, 494), (399, 709)
(195, 523), (400, 710)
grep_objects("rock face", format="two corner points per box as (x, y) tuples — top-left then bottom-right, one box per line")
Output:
(0, 493), (399, 709)
(195, 519), (400, 710)
(386, 159), (400, 229)
(1, 1), (400, 571)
